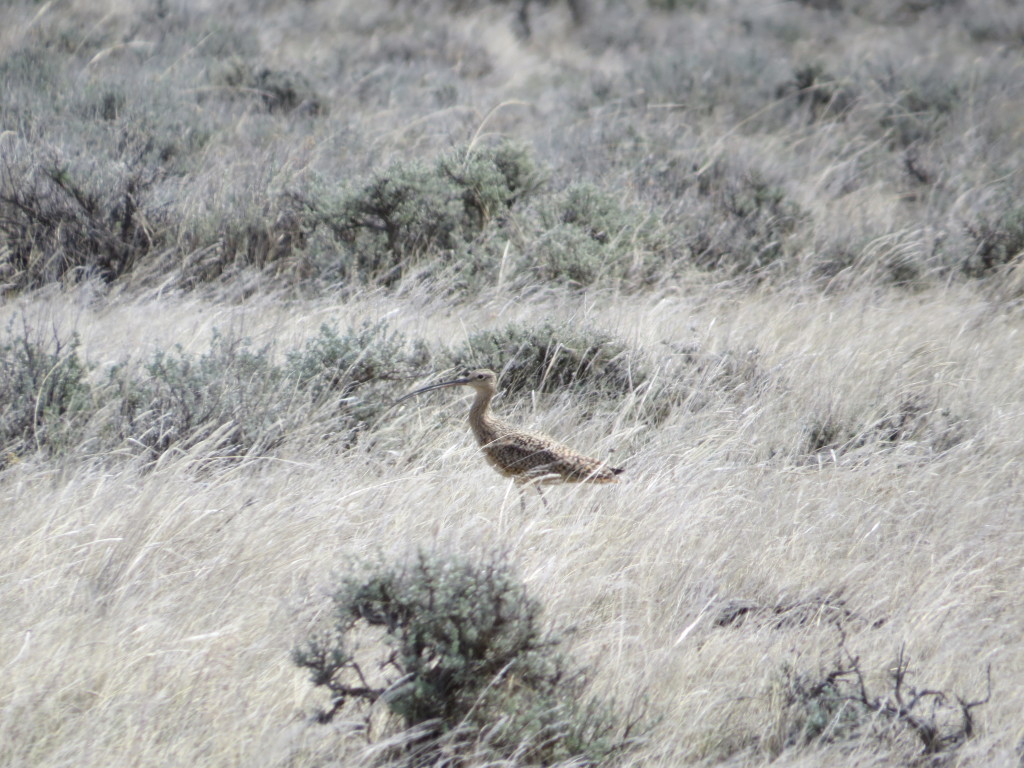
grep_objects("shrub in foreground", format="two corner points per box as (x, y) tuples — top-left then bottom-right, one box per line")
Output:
(293, 551), (641, 765)
(767, 640), (989, 759)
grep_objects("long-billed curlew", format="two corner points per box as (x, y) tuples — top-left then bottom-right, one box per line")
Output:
(397, 369), (623, 509)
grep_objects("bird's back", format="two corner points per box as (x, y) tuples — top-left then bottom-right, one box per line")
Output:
(473, 417), (622, 484)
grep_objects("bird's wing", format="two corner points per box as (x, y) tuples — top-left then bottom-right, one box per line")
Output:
(484, 432), (617, 482)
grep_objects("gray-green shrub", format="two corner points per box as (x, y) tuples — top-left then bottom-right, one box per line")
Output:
(293, 550), (640, 765)
(0, 325), (91, 464)
(450, 320), (644, 402)
(311, 141), (540, 285)
(529, 183), (674, 287)
(109, 333), (293, 461)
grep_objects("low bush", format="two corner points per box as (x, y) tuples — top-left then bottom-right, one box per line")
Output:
(293, 550), (641, 765)
(766, 639), (989, 759)
(774, 63), (855, 124)
(286, 320), (430, 429)
(307, 141), (540, 285)
(108, 332), (294, 461)
(0, 142), (164, 288)
(685, 159), (805, 276)
(0, 324), (92, 464)
(799, 394), (966, 461)
(207, 59), (323, 115)
(109, 321), (426, 461)
(288, 321), (415, 396)
(529, 183), (674, 287)
(962, 205), (1024, 279)
(1, 317), (648, 464)
(872, 63), (960, 149)
(449, 320), (644, 402)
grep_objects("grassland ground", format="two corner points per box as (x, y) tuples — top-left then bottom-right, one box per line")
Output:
(2, 282), (1023, 766)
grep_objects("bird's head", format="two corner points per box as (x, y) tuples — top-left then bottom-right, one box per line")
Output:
(396, 368), (498, 403)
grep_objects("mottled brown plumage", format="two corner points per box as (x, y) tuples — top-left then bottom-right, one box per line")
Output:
(397, 369), (622, 507)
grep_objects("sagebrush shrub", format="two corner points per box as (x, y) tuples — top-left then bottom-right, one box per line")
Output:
(347, 163), (462, 278)
(766, 644), (989, 759)
(0, 39), (207, 290)
(285, 320), (429, 428)
(450, 320), (644, 402)
(109, 332), (294, 461)
(0, 317), (652, 464)
(207, 59), (322, 115)
(774, 63), (854, 124)
(685, 160), (805, 275)
(530, 183), (673, 287)
(0, 325), (91, 463)
(873, 63), (959, 148)
(0, 146), (163, 287)
(962, 205), (1024, 279)
(288, 321), (410, 395)
(799, 394), (966, 461)
(293, 550), (638, 765)
(440, 141), (541, 227)
(313, 141), (539, 285)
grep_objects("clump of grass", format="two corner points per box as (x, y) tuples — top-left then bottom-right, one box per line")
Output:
(173, 188), (312, 289)
(714, 593), (885, 632)
(293, 550), (642, 765)
(0, 322), (92, 464)
(799, 394), (966, 461)
(668, 343), (770, 411)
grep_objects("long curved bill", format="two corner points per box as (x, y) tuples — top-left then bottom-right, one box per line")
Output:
(395, 373), (472, 404)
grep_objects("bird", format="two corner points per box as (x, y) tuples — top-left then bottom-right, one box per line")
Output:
(396, 368), (623, 510)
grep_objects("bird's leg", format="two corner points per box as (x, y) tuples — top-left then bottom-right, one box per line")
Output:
(513, 482), (547, 513)
(534, 484), (549, 509)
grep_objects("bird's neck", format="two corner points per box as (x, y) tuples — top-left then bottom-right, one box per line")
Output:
(468, 387), (499, 445)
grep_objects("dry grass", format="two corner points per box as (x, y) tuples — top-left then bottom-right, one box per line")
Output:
(3, 0), (1024, 764)
(2, 282), (1022, 766)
